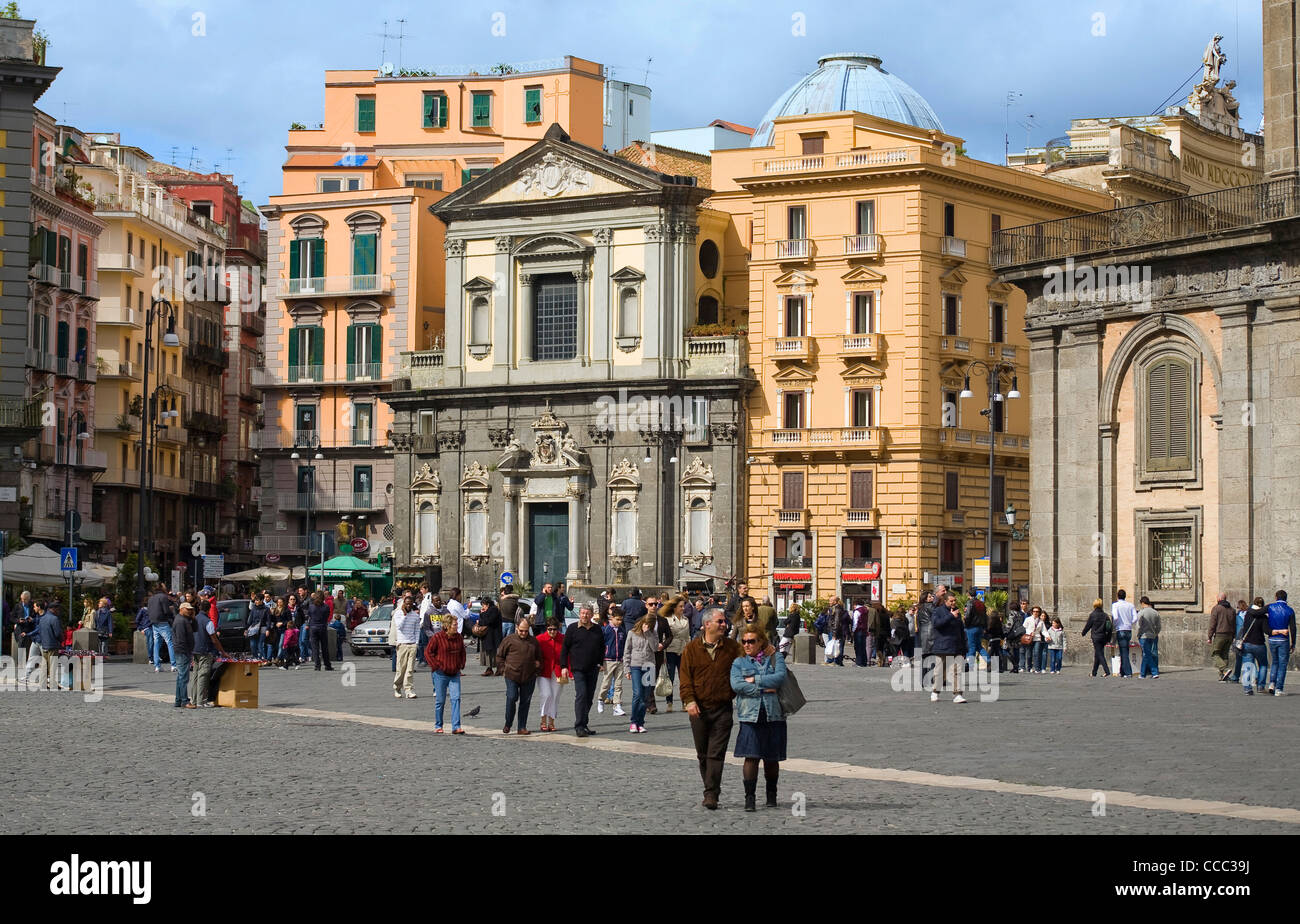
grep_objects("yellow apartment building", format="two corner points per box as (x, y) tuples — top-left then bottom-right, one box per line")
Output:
(710, 54), (1111, 610)
(257, 57), (613, 573)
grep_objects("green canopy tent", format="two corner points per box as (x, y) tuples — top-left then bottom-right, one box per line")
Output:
(309, 555), (385, 592)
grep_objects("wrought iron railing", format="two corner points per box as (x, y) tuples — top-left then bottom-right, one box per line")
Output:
(992, 177), (1300, 267)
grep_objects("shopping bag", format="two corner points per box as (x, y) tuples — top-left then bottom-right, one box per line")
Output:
(1110, 655), (1121, 674)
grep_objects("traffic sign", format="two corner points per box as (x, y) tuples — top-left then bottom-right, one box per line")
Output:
(973, 557), (991, 588)
(60, 547), (78, 572)
(265, 553), (281, 563)
(176, 562), (188, 571)
(500, 571), (514, 585)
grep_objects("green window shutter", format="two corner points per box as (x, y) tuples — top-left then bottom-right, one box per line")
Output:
(289, 240), (301, 280)
(346, 324), (357, 368)
(29, 229), (41, 266)
(439, 94), (448, 127)
(472, 92), (490, 126)
(352, 233), (376, 277)
(370, 323), (382, 366)
(1147, 361), (1169, 469)
(56, 320), (69, 358)
(525, 87), (541, 123)
(423, 93), (435, 128)
(288, 327), (300, 370)
(309, 327), (324, 367)
(310, 240), (325, 279)
(357, 97), (375, 132)
(43, 228), (57, 266)
(461, 168), (471, 186)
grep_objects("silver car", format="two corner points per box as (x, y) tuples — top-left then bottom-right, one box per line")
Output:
(349, 604), (394, 656)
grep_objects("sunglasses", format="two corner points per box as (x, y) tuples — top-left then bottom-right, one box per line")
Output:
(741, 638), (760, 645)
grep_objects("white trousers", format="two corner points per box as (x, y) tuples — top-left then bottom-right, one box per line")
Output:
(536, 676), (559, 719)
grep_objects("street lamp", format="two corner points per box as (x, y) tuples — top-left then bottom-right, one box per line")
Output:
(293, 434), (324, 589)
(136, 299), (178, 606)
(958, 360), (1019, 586)
(64, 410), (89, 612)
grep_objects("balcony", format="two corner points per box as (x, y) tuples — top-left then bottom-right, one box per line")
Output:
(95, 192), (196, 240)
(98, 306), (140, 326)
(152, 474), (190, 495)
(941, 236), (967, 258)
(936, 428), (1029, 455)
(155, 424), (187, 445)
(99, 360), (140, 380)
(0, 397), (44, 433)
(843, 233), (881, 258)
(771, 337), (815, 363)
(988, 344), (1018, 364)
(757, 146), (921, 175)
(844, 508), (879, 527)
(992, 178), (1300, 268)
(28, 516), (64, 541)
(938, 336), (972, 359)
(76, 361), (96, 384)
(240, 309), (265, 337)
(252, 429), (386, 451)
(95, 411), (140, 433)
(944, 510), (967, 529)
(776, 508), (808, 529)
(253, 535), (312, 553)
(402, 349), (445, 389)
(839, 333), (882, 359)
(97, 251), (143, 276)
(75, 449), (109, 471)
(684, 334), (749, 378)
(277, 274), (394, 299)
(770, 239), (813, 262)
(763, 427), (884, 451)
(25, 348), (56, 374)
(185, 410), (223, 434)
(97, 464), (142, 488)
(283, 362), (395, 386)
(186, 341), (227, 369)
(276, 491), (386, 512)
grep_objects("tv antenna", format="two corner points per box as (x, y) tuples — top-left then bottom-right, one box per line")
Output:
(378, 19), (407, 73)
(1003, 90), (1022, 166)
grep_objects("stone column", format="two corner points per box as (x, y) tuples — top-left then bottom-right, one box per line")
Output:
(519, 273), (534, 363)
(566, 480), (587, 582)
(493, 236), (513, 373)
(591, 227), (612, 370)
(502, 480), (520, 577)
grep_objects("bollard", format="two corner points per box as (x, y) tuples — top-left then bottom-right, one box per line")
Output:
(791, 633), (817, 665)
(133, 630), (150, 663)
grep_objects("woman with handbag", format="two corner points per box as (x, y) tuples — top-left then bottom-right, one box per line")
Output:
(1238, 597), (1269, 694)
(476, 596), (503, 676)
(730, 627), (789, 811)
(1081, 599), (1112, 677)
(623, 613), (658, 733)
(536, 617), (565, 731)
(1019, 607), (1043, 673)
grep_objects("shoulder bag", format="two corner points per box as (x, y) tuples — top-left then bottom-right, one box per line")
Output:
(777, 664), (807, 716)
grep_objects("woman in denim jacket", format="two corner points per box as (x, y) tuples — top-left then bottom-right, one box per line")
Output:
(730, 627), (789, 812)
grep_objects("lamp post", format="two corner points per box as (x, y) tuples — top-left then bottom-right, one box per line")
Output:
(958, 361), (1019, 586)
(64, 410), (89, 617)
(290, 435), (324, 591)
(1005, 503), (1030, 606)
(136, 299), (179, 606)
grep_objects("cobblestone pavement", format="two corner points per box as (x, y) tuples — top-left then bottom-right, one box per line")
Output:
(2, 654), (1296, 834)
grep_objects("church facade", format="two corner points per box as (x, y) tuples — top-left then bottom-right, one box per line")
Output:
(388, 125), (753, 597)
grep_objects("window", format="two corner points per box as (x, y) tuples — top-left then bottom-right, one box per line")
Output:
(696, 295), (719, 325)
(297, 465), (315, 498)
(288, 238), (324, 283)
(628, 99), (635, 116)
(346, 323), (381, 379)
(416, 501), (438, 557)
(801, 135), (824, 155)
(471, 92), (491, 127)
(943, 294), (959, 336)
(417, 410), (435, 435)
(991, 540), (1009, 574)
(849, 470), (873, 509)
(287, 326), (323, 381)
(618, 288), (639, 339)
(357, 96), (376, 132)
(940, 536), (963, 573)
(687, 498), (711, 556)
(423, 91), (448, 128)
(532, 273), (577, 361)
(319, 176), (362, 193)
(353, 404), (373, 446)
(1146, 357), (1193, 472)
(613, 499), (637, 556)
(943, 202), (956, 237)
(77, 243), (88, 281)
(851, 293), (874, 334)
(1148, 526), (1193, 590)
(191, 202), (212, 219)
(31, 311), (47, 352)
(991, 474), (1005, 515)
(126, 231), (133, 256)
(856, 200), (875, 235)
(992, 399), (1005, 433)
(991, 213), (1002, 235)
(352, 232), (377, 279)
(56, 320), (69, 359)
(405, 176), (443, 190)
(787, 205), (807, 240)
(990, 302), (1006, 343)
(354, 466), (372, 503)
(772, 533), (809, 566)
(466, 500), (487, 555)
(944, 471), (959, 511)
(784, 296), (806, 336)
(685, 397), (709, 442)
(470, 296), (491, 345)
(782, 471), (804, 510)
(851, 389), (873, 427)
(782, 391), (805, 429)
(698, 240), (720, 278)
(524, 86), (542, 123)
(943, 389), (958, 427)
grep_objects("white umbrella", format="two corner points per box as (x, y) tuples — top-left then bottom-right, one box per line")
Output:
(0, 544), (108, 586)
(223, 565), (291, 582)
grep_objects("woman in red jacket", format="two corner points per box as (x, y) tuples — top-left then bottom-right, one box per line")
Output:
(535, 617), (564, 731)
(424, 614), (467, 734)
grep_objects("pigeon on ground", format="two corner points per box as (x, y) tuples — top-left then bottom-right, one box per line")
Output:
(466, 706), (481, 718)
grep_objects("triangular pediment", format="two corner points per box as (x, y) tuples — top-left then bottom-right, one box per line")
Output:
(435, 125), (684, 216)
(841, 265), (886, 285)
(842, 361), (885, 380)
(463, 275), (495, 293)
(987, 280), (1013, 298)
(773, 269), (817, 289)
(940, 266), (969, 288)
(773, 365), (816, 384)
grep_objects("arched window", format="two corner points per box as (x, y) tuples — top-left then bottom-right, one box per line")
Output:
(697, 295), (719, 325)
(471, 296), (491, 345)
(417, 501), (437, 557)
(619, 288), (639, 339)
(613, 498), (637, 556)
(1145, 356), (1193, 472)
(466, 500), (487, 556)
(688, 497), (711, 556)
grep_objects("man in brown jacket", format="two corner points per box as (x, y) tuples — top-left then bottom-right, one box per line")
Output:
(497, 615), (541, 734)
(1207, 593), (1237, 681)
(679, 606), (744, 810)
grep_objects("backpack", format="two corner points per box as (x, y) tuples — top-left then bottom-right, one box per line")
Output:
(814, 612), (829, 636)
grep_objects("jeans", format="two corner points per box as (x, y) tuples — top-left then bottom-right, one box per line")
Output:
(174, 655), (192, 705)
(964, 627), (984, 668)
(1035, 640), (1048, 673)
(1050, 648), (1063, 672)
(629, 666), (651, 726)
(664, 652), (681, 703)
(1115, 630), (1133, 676)
(571, 666), (599, 731)
(300, 626), (312, 661)
(1019, 641), (1034, 672)
(504, 676), (536, 730)
(433, 670), (462, 730)
(151, 621), (175, 668)
(1139, 637), (1159, 677)
(1242, 643), (1268, 690)
(1267, 637), (1291, 691)
(142, 625), (154, 659)
(260, 634), (275, 661)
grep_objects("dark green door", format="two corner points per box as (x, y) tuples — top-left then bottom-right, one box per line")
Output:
(528, 503), (568, 593)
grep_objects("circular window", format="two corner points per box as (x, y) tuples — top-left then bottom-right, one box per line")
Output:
(698, 240), (720, 279)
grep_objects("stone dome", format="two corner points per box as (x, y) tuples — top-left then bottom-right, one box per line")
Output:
(751, 53), (944, 147)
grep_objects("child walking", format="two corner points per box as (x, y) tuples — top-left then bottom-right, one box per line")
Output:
(280, 623), (300, 669)
(1046, 617), (1065, 674)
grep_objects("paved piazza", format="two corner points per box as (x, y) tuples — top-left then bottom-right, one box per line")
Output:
(3, 656), (1297, 835)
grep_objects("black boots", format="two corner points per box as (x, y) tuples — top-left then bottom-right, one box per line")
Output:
(743, 777), (757, 812)
(766, 775), (779, 807)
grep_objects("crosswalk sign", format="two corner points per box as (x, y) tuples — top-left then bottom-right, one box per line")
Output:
(60, 547), (78, 572)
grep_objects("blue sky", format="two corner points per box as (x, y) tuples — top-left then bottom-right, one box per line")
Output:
(28, 0), (1262, 206)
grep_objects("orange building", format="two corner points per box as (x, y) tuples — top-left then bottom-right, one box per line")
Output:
(257, 57), (613, 573)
